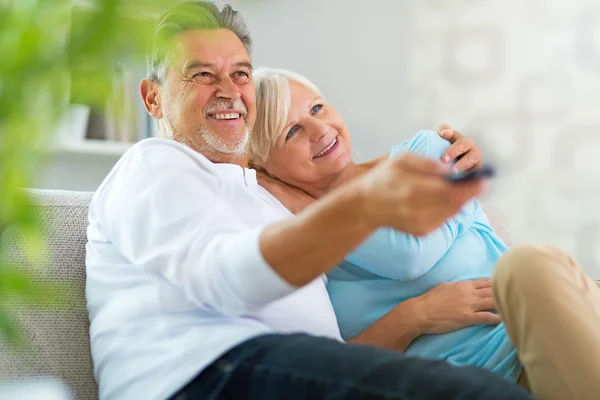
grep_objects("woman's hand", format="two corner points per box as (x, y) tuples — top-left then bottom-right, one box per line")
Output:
(415, 278), (501, 334)
(256, 170), (316, 215)
(348, 278), (499, 352)
(437, 124), (484, 172)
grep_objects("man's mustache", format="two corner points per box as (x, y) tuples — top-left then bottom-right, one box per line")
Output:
(204, 99), (247, 117)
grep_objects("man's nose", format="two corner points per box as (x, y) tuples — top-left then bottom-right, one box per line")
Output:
(215, 78), (241, 100)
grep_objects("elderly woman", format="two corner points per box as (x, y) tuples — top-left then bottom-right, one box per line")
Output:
(248, 66), (521, 380)
(247, 67), (600, 398)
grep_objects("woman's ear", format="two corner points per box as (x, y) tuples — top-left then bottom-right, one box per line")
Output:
(140, 78), (163, 120)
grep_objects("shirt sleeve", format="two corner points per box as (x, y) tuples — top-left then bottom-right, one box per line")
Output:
(345, 131), (476, 280)
(89, 139), (296, 316)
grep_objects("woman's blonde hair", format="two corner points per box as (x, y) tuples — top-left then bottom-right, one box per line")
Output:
(248, 67), (324, 168)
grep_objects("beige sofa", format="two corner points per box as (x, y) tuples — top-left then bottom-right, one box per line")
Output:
(0, 188), (511, 400)
(0, 189), (97, 400)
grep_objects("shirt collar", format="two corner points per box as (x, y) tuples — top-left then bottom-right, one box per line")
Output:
(211, 163), (258, 191)
(243, 168), (258, 191)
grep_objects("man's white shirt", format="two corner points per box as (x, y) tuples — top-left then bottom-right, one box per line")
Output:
(86, 138), (342, 400)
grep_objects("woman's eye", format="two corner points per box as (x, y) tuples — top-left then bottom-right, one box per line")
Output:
(311, 104), (323, 114)
(286, 126), (299, 140)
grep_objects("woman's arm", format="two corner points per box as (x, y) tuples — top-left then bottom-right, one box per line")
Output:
(259, 131), (484, 281)
(345, 217), (464, 280)
(359, 125), (483, 171)
(347, 278), (501, 352)
(347, 296), (424, 352)
(259, 126), (484, 217)
(346, 131), (477, 280)
(260, 153), (485, 287)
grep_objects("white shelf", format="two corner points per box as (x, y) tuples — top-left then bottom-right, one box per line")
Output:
(53, 140), (133, 156)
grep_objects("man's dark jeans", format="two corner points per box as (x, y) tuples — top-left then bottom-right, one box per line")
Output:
(170, 333), (532, 400)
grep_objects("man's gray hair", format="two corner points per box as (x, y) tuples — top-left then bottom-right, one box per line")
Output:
(146, 1), (252, 85)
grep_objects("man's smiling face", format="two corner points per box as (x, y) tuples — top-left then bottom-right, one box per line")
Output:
(160, 29), (256, 162)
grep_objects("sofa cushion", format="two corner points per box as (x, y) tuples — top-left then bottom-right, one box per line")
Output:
(0, 189), (97, 400)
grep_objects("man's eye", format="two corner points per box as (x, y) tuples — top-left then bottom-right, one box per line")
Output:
(194, 72), (212, 79)
(233, 71), (250, 82)
(286, 126), (299, 140)
(311, 104), (323, 114)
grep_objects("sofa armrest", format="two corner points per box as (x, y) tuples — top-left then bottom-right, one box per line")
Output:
(482, 204), (512, 247)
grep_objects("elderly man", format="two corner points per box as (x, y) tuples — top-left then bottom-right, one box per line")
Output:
(85, 2), (534, 400)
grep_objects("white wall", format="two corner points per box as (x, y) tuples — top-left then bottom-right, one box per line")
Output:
(226, 0), (600, 277)
(44, 0), (600, 277)
(225, 0), (415, 160)
(37, 153), (121, 192)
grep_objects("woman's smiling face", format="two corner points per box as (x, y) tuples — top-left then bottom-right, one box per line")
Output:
(264, 80), (353, 188)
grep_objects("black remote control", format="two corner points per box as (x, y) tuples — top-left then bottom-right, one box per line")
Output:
(445, 165), (495, 183)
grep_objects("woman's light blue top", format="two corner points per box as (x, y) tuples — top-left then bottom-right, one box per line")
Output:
(327, 130), (522, 382)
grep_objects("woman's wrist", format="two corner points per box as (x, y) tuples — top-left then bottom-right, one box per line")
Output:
(408, 295), (431, 335)
(349, 297), (426, 352)
(392, 297), (428, 344)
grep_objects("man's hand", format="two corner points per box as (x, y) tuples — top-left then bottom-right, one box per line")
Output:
(357, 153), (486, 236)
(256, 170), (316, 215)
(437, 124), (483, 172)
(260, 153), (484, 287)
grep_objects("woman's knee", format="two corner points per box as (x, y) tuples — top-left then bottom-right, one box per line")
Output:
(493, 244), (575, 290)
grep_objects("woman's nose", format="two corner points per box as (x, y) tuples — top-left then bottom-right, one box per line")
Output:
(308, 119), (329, 143)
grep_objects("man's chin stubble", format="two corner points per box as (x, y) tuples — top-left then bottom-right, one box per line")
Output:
(171, 126), (249, 163)
(200, 125), (250, 157)
(164, 115), (250, 161)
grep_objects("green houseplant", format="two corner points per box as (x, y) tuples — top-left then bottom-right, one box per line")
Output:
(0, 0), (169, 347)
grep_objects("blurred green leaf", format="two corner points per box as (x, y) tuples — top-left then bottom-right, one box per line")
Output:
(0, 0), (172, 348)
(0, 309), (24, 349)
(1, 0), (256, 350)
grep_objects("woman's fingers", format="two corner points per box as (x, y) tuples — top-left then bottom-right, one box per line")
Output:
(476, 287), (493, 299)
(437, 124), (454, 139)
(452, 147), (483, 171)
(437, 125), (485, 171)
(470, 311), (502, 325)
(472, 278), (492, 289)
(475, 297), (496, 312)
(418, 278), (502, 334)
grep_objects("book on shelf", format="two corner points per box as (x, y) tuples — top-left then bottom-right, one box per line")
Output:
(103, 64), (147, 143)
(68, 2), (157, 146)
(77, 63), (151, 145)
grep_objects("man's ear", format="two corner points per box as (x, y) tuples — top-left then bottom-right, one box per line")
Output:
(140, 78), (163, 119)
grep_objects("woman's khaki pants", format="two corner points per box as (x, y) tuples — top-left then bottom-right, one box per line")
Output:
(493, 245), (600, 400)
